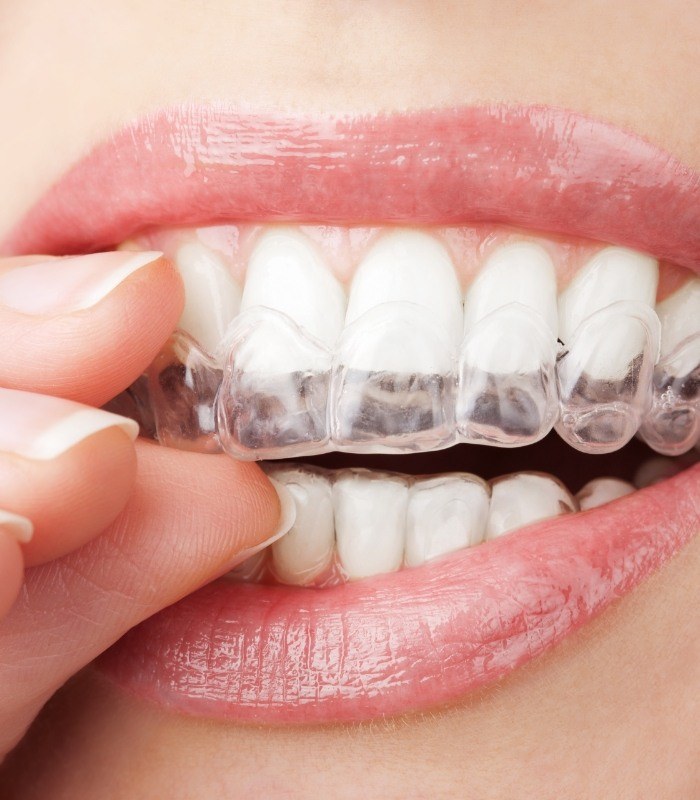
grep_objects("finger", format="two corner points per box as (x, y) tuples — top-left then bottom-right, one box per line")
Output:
(0, 251), (184, 406)
(0, 520), (26, 619)
(0, 443), (293, 757)
(0, 388), (139, 566)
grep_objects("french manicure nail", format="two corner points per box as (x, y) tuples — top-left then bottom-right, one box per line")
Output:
(0, 250), (163, 315)
(0, 388), (138, 460)
(227, 478), (298, 568)
(0, 509), (34, 543)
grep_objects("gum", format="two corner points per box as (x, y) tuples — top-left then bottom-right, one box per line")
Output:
(131, 301), (700, 458)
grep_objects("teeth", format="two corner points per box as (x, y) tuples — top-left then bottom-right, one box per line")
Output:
(654, 279), (700, 360)
(240, 228), (346, 348)
(639, 280), (700, 455)
(344, 230), (463, 345)
(486, 472), (577, 539)
(556, 302), (660, 453)
(267, 466), (335, 585)
(457, 243), (559, 445)
(404, 474), (489, 567)
(218, 229), (344, 459)
(331, 231), (458, 453)
(463, 242), (558, 336)
(334, 470), (408, 580)
(576, 477), (635, 510)
(174, 242), (242, 357)
(633, 457), (682, 488)
(558, 247), (659, 345)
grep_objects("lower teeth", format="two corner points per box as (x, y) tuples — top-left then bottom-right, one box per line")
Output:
(223, 462), (637, 588)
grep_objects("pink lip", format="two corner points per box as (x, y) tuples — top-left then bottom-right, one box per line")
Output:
(6, 104), (698, 723)
(2, 104), (699, 271)
(100, 466), (699, 723)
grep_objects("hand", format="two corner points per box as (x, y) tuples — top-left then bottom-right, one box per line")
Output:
(0, 251), (287, 760)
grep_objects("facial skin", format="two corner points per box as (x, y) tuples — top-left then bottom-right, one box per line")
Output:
(0, 1), (698, 797)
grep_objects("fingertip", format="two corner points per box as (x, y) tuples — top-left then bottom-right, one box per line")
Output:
(0, 530), (24, 618)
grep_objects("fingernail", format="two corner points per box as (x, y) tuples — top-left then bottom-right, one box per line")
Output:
(0, 250), (163, 315)
(0, 388), (138, 460)
(0, 509), (34, 543)
(227, 478), (298, 567)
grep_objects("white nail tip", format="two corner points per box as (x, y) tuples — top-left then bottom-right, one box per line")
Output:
(334, 471), (407, 580)
(0, 510), (34, 544)
(241, 228), (346, 348)
(174, 242), (242, 357)
(576, 478), (635, 511)
(23, 409), (139, 460)
(486, 473), (576, 539)
(405, 475), (489, 566)
(269, 468), (334, 584)
(268, 478), (298, 540)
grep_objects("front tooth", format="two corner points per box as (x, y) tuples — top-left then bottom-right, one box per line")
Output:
(174, 242), (242, 357)
(558, 247), (659, 345)
(331, 231), (458, 454)
(463, 242), (558, 336)
(333, 470), (408, 580)
(266, 466), (335, 585)
(240, 227), (346, 348)
(457, 242), (559, 446)
(576, 477), (635, 510)
(405, 474), (489, 567)
(486, 472), (577, 539)
(218, 229), (345, 459)
(344, 230), (463, 345)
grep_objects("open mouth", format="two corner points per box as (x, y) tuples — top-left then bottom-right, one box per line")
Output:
(5, 104), (698, 724)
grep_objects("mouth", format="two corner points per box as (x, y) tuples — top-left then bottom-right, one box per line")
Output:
(4, 103), (698, 725)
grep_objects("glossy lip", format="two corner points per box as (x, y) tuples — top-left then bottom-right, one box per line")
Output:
(2, 104), (699, 272)
(100, 465), (699, 724)
(5, 103), (698, 723)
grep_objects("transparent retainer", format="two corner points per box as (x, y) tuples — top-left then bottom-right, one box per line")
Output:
(146, 331), (223, 453)
(329, 302), (456, 454)
(125, 300), (674, 459)
(456, 304), (559, 447)
(217, 308), (332, 460)
(555, 301), (660, 454)
(638, 332), (700, 456)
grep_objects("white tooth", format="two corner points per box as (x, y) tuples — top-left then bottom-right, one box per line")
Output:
(241, 228), (346, 348)
(333, 471), (408, 580)
(655, 278), (700, 371)
(486, 472), (577, 539)
(558, 246), (658, 344)
(174, 242), (242, 356)
(267, 467), (335, 585)
(464, 242), (558, 334)
(576, 477), (635, 510)
(633, 457), (682, 488)
(405, 474), (489, 567)
(345, 230), (463, 345)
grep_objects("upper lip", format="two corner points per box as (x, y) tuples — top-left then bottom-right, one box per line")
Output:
(1, 103), (699, 271)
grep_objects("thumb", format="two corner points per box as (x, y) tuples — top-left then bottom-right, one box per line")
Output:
(0, 441), (294, 758)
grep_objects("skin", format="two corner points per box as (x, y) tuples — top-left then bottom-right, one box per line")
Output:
(0, 1), (698, 797)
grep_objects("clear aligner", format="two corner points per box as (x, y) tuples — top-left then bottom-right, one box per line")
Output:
(134, 299), (692, 459)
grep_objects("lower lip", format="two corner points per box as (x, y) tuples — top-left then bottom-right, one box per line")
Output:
(99, 463), (699, 724)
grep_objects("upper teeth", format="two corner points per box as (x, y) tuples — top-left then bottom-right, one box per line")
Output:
(131, 224), (700, 459)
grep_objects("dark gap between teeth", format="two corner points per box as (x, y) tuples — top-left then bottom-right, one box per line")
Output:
(292, 432), (660, 493)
